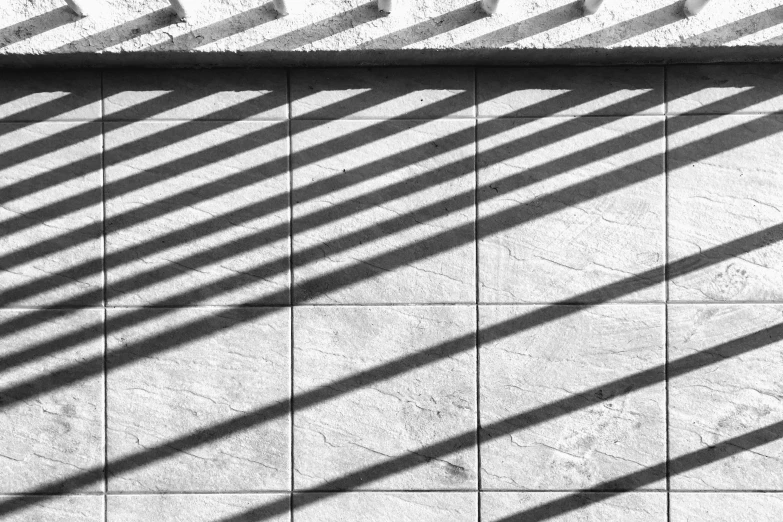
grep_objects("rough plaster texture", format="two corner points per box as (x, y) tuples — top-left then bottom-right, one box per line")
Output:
(3, 0), (783, 66)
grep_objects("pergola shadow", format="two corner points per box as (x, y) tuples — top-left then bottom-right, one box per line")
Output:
(0, 64), (781, 521)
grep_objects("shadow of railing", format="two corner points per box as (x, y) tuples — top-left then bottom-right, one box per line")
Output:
(0, 6), (76, 48)
(1, 65), (782, 521)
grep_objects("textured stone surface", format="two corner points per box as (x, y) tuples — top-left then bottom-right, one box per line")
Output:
(105, 120), (290, 306)
(3, 0), (783, 66)
(104, 69), (288, 121)
(294, 492), (476, 521)
(668, 115), (783, 301)
(478, 67), (664, 117)
(668, 64), (783, 114)
(293, 306), (476, 489)
(107, 307), (290, 491)
(669, 304), (783, 490)
(0, 122), (103, 306)
(108, 494), (289, 521)
(291, 67), (474, 119)
(0, 496), (102, 521)
(292, 119), (475, 304)
(7, 63), (783, 519)
(671, 493), (783, 521)
(482, 492), (666, 521)
(479, 305), (666, 489)
(0, 70), (101, 121)
(478, 116), (665, 303)
(0, 309), (103, 493)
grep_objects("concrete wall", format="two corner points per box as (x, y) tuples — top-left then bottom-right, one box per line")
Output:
(2, 0), (783, 67)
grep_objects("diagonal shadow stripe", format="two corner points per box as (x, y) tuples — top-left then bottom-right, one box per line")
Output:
(463, 2), (580, 49)
(0, 89), (641, 309)
(0, 89), (470, 254)
(0, 88), (672, 367)
(561, 3), (681, 48)
(0, 89), (279, 207)
(0, 93), (97, 127)
(351, 4), (483, 50)
(50, 8), (175, 53)
(1, 222), (782, 516)
(1, 86), (778, 400)
(244, 2), (381, 52)
(0, 7), (76, 48)
(678, 5), (783, 46)
(0, 75), (678, 314)
(3, 68), (780, 516)
(141, 4), (274, 52)
(491, 421), (783, 521)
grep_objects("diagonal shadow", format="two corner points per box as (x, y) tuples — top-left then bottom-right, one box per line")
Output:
(0, 91), (474, 310)
(2, 221), (783, 516)
(561, 3), (681, 48)
(0, 7), (76, 48)
(491, 423), (783, 521)
(0, 84), (778, 395)
(0, 80), (769, 366)
(0, 88), (635, 309)
(352, 4), (484, 50)
(678, 4), (783, 46)
(1, 86), (782, 422)
(1, 71), (780, 512)
(0, 89), (279, 207)
(0, 78), (469, 256)
(462, 2), (579, 48)
(141, 4), (275, 52)
(51, 8), (176, 53)
(244, 2), (382, 52)
(0, 85), (668, 365)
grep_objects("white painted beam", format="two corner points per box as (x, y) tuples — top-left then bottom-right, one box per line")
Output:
(378, 0), (394, 14)
(64, 0), (92, 16)
(273, 0), (303, 16)
(582, 0), (604, 16)
(481, 0), (502, 15)
(168, 0), (201, 20)
(683, 0), (712, 17)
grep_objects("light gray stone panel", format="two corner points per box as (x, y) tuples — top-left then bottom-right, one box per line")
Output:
(104, 120), (289, 306)
(294, 492), (476, 522)
(478, 116), (665, 303)
(671, 493), (783, 521)
(0, 70), (101, 121)
(669, 304), (783, 490)
(0, 122), (103, 306)
(478, 67), (663, 117)
(668, 64), (783, 115)
(106, 307), (290, 492)
(481, 492), (666, 521)
(668, 114), (783, 301)
(104, 69), (288, 121)
(0, 309), (103, 492)
(291, 67), (475, 119)
(108, 494), (289, 522)
(292, 119), (476, 304)
(293, 305), (476, 489)
(479, 304), (666, 489)
(0, 495), (103, 521)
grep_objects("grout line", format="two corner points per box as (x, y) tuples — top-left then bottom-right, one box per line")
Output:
(7, 489), (783, 497)
(287, 68), (295, 522)
(100, 69), (109, 522)
(663, 64), (671, 522)
(6, 301), (783, 312)
(473, 65), (481, 522)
